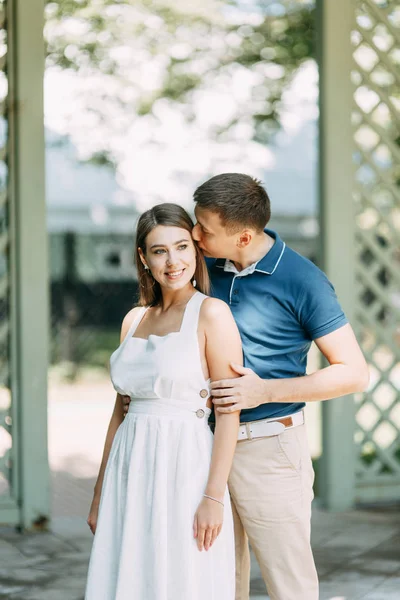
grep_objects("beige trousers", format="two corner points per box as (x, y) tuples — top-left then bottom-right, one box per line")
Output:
(228, 422), (319, 600)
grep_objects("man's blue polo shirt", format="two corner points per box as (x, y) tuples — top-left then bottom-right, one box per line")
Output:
(207, 229), (348, 423)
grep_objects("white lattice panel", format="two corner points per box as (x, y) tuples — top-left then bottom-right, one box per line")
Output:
(352, 0), (400, 499)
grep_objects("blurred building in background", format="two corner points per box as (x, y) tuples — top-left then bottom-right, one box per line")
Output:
(46, 124), (319, 370)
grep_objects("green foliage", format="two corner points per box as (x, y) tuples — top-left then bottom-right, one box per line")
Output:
(45, 0), (316, 163)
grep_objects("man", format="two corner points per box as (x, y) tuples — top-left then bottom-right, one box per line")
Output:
(124, 173), (369, 600)
(191, 173), (368, 600)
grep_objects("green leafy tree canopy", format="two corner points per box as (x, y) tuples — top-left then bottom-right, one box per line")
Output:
(45, 0), (315, 167)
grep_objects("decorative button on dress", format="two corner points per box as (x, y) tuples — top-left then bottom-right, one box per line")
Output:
(85, 292), (235, 600)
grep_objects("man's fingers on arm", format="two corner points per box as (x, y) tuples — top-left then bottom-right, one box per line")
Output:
(216, 402), (241, 413)
(211, 379), (236, 390)
(120, 394), (129, 408)
(211, 387), (238, 399)
(212, 394), (237, 405)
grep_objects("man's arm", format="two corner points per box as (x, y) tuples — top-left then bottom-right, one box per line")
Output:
(211, 323), (370, 413)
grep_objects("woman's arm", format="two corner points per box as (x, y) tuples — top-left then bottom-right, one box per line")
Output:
(87, 307), (141, 534)
(90, 394), (124, 499)
(194, 298), (243, 551)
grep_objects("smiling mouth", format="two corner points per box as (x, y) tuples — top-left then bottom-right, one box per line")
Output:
(165, 269), (185, 280)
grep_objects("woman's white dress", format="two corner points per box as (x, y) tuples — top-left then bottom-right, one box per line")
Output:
(85, 291), (235, 600)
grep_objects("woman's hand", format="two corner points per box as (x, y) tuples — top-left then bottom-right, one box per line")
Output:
(193, 496), (224, 551)
(87, 496), (100, 535)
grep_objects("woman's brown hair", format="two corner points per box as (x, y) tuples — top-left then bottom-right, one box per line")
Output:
(135, 203), (210, 306)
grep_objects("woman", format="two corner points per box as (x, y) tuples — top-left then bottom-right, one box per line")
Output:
(85, 203), (243, 600)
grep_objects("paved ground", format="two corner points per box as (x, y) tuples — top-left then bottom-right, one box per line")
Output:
(0, 377), (399, 599)
(1, 505), (399, 599)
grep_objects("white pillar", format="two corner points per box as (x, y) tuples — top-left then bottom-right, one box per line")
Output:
(8, 0), (49, 528)
(317, 0), (356, 511)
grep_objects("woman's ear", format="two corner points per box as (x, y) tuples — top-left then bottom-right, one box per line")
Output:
(138, 247), (147, 268)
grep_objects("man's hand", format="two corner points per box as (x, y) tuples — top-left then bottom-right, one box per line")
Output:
(211, 364), (269, 413)
(121, 394), (131, 416)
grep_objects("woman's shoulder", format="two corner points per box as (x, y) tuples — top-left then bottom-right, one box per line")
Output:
(199, 296), (232, 323)
(198, 296), (241, 346)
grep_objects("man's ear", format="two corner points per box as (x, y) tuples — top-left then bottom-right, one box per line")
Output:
(236, 230), (252, 249)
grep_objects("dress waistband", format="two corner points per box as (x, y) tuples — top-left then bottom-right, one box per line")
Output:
(127, 397), (212, 422)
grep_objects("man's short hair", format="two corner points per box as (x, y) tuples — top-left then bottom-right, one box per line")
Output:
(193, 173), (271, 233)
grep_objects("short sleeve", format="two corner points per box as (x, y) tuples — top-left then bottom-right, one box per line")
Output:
(296, 267), (348, 340)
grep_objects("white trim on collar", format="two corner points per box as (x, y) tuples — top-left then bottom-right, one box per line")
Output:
(255, 243), (286, 275)
(217, 242), (286, 277)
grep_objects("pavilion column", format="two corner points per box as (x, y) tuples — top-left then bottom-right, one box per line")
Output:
(317, 0), (356, 511)
(8, 0), (49, 528)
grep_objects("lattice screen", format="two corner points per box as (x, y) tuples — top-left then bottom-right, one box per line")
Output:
(352, 0), (400, 501)
(0, 0), (11, 499)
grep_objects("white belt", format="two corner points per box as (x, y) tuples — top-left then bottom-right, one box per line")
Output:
(237, 410), (304, 441)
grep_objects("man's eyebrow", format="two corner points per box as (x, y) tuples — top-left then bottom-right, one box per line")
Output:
(150, 238), (190, 249)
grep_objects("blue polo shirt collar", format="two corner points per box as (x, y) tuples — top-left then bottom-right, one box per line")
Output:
(213, 229), (286, 276)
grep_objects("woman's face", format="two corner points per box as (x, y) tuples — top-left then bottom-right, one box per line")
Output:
(140, 225), (197, 291)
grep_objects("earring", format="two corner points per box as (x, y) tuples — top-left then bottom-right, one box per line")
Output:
(143, 266), (156, 287)
(192, 278), (197, 288)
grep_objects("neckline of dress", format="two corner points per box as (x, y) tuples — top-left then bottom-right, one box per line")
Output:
(129, 291), (200, 342)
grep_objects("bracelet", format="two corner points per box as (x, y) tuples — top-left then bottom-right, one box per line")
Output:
(203, 494), (224, 507)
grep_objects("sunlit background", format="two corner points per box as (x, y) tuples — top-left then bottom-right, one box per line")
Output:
(0, 0), (398, 598)
(41, 5), (328, 550)
(44, 0), (318, 374)
(42, 0), (400, 521)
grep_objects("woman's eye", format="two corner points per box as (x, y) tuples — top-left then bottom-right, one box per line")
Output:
(154, 249), (165, 254)
(178, 244), (188, 250)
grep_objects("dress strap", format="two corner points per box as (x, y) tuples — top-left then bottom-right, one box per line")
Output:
(180, 291), (208, 336)
(122, 306), (148, 342)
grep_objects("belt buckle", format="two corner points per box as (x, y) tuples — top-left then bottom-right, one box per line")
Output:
(245, 423), (253, 440)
